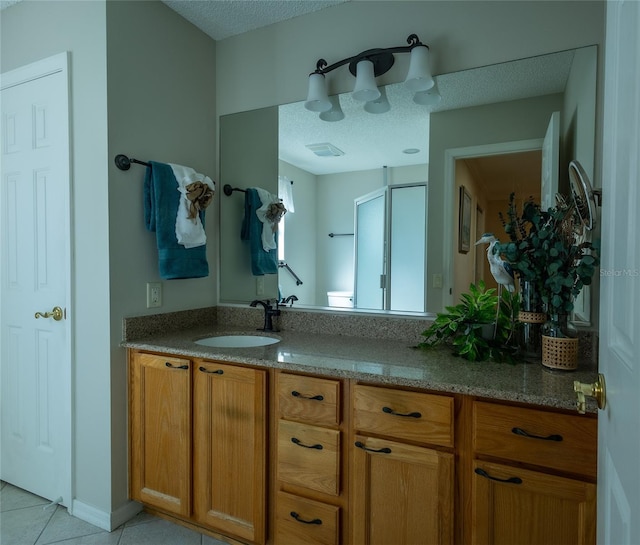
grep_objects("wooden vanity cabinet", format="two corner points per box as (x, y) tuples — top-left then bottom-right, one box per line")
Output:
(130, 349), (598, 545)
(129, 351), (266, 544)
(469, 400), (598, 545)
(350, 383), (455, 545)
(274, 372), (346, 545)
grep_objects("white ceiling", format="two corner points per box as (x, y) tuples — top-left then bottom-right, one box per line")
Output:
(161, 0), (348, 41)
(0, 0), (349, 40)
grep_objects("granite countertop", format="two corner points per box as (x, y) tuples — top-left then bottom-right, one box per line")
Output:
(122, 324), (599, 414)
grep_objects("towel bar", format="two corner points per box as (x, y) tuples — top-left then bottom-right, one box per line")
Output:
(114, 154), (151, 171)
(223, 184), (247, 196)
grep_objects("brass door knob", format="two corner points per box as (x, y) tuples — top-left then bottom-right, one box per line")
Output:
(34, 306), (64, 321)
(574, 373), (606, 414)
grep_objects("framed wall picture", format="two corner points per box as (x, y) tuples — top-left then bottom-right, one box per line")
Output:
(458, 186), (472, 253)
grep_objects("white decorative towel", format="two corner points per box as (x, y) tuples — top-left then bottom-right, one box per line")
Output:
(255, 187), (280, 252)
(169, 164), (215, 249)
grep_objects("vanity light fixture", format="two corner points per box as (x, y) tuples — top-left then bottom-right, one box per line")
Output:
(304, 34), (435, 118)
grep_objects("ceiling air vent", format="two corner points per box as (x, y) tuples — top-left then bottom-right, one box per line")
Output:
(305, 142), (345, 157)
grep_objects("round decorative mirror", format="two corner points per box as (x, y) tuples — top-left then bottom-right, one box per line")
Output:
(568, 160), (596, 231)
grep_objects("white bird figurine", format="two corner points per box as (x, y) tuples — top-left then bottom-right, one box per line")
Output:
(475, 233), (515, 293)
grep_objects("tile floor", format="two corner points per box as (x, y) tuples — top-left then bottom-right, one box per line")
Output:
(0, 481), (232, 545)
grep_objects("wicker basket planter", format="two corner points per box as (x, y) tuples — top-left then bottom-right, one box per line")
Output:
(541, 335), (579, 370)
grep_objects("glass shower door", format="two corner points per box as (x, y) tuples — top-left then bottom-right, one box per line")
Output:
(354, 189), (386, 310)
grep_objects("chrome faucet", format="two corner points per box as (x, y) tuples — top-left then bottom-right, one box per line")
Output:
(249, 299), (280, 332)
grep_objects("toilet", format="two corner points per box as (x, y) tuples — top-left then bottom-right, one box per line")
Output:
(327, 291), (354, 308)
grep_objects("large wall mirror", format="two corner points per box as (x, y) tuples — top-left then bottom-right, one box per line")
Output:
(219, 45), (597, 322)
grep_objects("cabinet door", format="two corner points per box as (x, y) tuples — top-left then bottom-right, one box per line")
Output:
(472, 461), (596, 545)
(351, 435), (454, 545)
(193, 361), (266, 544)
(129, 352), (192, 517)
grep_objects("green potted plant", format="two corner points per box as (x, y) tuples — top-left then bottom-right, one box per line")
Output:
(496, 194), (548, 360)
(418, 280), (519, 362)
(497, 194), (599, 369)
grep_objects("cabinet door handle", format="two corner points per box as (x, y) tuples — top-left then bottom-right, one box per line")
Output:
(165, 362), (189, 370)
(291, 437), (323, 450)
(511, 427), (563, 442)
(475, 467), (522, 484)
(382, 406), (422, 418)
(290, 511), (322, 525)
(354, 441), (392, 454)
(198, 367), (224, 375)
(291, 390), (324, 401)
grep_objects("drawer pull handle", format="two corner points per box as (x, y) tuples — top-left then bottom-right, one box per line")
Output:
(165, 362), (189, 370)
(198, 366), (224, 375)
(290, 511), (322, 525)
(355, 441), (392, 454)
(291, 390), (324, 401)
(475, 467), (522, 484)
(382, 406), (422, 418)
(511, 427), (563, 442)
(291, 437), (323, 450)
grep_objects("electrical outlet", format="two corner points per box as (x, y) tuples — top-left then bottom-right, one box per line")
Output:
(256, 277), (265, 295)
(147, 282), (162, 308)
(432, 274), (443, 289)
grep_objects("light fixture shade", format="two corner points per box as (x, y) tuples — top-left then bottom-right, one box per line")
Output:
(319, 95), (345, 122)
(364, 87), (390, 114)
(305, 73), (332, 112)
(352, 60), (381, 102)
(404, 45), (434, 92)
(413, 81), (441, 106)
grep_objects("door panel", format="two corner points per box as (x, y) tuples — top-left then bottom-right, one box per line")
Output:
(1, 53), (71, 506)
(598, 2), (640, 543)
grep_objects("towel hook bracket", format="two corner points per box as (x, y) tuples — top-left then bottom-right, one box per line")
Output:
(114, 154), (151, 171)
(115, 154), (132, 171)
(223, 184), (246, 196)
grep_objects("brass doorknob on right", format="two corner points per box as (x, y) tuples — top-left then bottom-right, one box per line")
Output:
(574, 373), (606, 414)
(34, 306), (64, 321)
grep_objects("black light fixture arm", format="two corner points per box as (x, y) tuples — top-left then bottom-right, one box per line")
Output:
(311, 34), (426, 77)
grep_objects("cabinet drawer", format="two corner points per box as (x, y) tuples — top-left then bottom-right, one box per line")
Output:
(277, 420), (340, 496)
(275, 492), (340, 545)
(473, 401), (598, 478)
(277, 373), (341, 426)
(353, 385), (454, 447)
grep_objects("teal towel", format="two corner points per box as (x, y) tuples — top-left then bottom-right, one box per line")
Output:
(144, 161), (209, 279)
(241, 188), (278, 276)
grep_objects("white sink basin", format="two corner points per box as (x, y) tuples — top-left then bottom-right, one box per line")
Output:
(195, 335), (280, 348)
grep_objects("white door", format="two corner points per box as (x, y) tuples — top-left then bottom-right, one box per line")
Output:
(597, 1), (640, 544)
(541, 111), (560, 210)
(1, 53), (72, 507)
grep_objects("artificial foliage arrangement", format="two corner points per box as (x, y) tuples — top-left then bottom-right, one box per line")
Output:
(495, 192), (599, 316)
(418, 280), (520, 362)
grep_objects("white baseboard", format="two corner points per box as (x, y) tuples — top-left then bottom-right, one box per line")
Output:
(71, 498), (143, 531)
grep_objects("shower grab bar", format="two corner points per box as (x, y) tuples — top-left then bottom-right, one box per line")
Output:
(328, 232), (354, 237)
(279, 261), (303, 286)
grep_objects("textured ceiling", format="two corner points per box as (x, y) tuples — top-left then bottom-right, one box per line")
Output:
(0, 1), (348, 40)
(162, 0), (348, 41)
